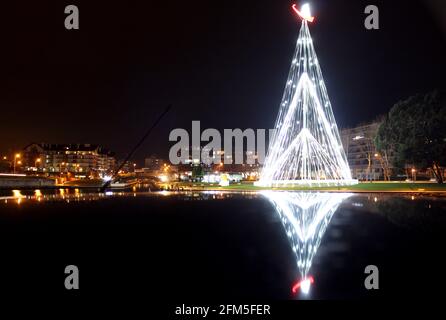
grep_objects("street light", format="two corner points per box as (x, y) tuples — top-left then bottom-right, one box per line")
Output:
(13, 153), (21, 174)
(35, 158), (41, 169)
(411, 168), (416, 182)
(59, 162), (66, 174)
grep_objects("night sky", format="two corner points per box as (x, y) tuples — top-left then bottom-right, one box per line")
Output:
(1, 0), (445, 162)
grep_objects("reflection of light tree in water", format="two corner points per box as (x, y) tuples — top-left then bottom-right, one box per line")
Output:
(262, 191), (351, 295)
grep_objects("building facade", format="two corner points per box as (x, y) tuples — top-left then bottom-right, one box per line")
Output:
(340, 121), (393, 181)
(23, 143), (115, 177)
(144, 156), (165, 172)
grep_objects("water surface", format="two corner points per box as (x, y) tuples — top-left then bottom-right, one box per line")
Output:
(0, 189), (444, 299)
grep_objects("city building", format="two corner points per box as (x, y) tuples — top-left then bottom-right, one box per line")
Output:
(144, 156), (165, 173)
(340, 121), (394, 181)
(23, 143), (116, 177)
(118, 160), (137, 174)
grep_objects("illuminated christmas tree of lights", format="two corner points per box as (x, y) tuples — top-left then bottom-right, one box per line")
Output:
(262, 191), (352, 295)
(257, 4), (357, 187)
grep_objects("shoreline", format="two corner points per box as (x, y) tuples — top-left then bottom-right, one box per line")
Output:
(0, 181), (445, 196)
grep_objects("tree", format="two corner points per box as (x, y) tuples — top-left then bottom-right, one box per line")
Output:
(375, 90), (446, 183)
(374, 151), (391, 181)
(373, 116), (392, 181)
(362, 136), (375, 181)
(191, 164), (203, 181)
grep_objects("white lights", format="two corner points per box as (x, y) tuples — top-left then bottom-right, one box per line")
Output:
(292, 3), (315, 23)
(256, 14), (357, 187)
(300, 278), (311, 294)
(263, 191), (352, 293)
(301, 4), (312, 21)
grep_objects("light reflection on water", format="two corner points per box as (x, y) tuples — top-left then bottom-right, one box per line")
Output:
(0, 188), (255, 205)
(0, 187), (444, 299)
(0, 187), (442, 211)
(0, 186), (268, 205)
(261, 191), (352, 297)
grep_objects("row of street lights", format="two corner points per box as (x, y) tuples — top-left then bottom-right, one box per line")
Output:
(3, 154), (41, 174)
(1, 153), (420, 180)
(3, 155), (86, 174)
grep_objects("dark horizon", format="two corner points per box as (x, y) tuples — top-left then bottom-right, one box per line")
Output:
(1, 0), (445, 162)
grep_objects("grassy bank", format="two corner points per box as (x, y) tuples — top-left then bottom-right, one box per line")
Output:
(168, 181), (446, 193)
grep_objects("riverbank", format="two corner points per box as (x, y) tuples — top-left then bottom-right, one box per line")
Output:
(163, 181), (446, 194)
(2, 175), (446, 195)
(0, 176), (158, 191)
(0, 174), (56, 189)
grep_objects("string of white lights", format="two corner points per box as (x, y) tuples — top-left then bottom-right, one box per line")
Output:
(262, 191), (352, 294)
(256, 8), (357, 187)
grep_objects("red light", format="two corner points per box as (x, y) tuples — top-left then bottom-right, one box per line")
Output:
(292, 4), (315, 23)
(291, 281), (301, 293)
(292, 276), (314, 294)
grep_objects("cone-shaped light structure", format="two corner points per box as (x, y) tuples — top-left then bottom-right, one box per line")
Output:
(257, 4), (357, 187)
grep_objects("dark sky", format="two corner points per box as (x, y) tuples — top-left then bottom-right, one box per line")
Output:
(1, 0), (445, 162)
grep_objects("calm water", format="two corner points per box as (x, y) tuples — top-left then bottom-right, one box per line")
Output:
(0, 188), (445, 300)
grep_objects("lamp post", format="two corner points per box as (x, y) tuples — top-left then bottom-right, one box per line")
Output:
(411, 168), (416, 182)
(59, 162), (65, 175)
(13, 153), (21, 174)
(35, 158), (41, 171)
